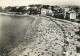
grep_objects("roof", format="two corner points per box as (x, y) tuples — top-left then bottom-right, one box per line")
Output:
(68, 10), (76, 13)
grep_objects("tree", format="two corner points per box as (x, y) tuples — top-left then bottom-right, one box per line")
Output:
(17, 6), (26, 14)
(42, 5), (49, 9)
(0, 7), (2, 12)
(10, 7), (17, 12)
(75, 27), (80, 36)
(74, 6), (79, 12)
(5, 6), (12, 12)
(51, 6), (55, 11)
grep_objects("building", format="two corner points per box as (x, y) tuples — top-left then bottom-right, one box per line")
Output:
(63, 7), (70, 19)
(64, 7), (70, 12)
(41, 7), (53, 16)
(66, 10), (76, 20)
(28, 5), (42, 15)
(41, 8), (47, 16)
(46, 9), (53, 16)
(70, 11), (76, 19)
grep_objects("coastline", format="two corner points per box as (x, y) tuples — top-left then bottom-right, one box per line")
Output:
(0, 12), (28, 16)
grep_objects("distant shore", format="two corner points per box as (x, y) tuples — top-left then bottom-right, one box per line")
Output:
(0, 12), (28, 16)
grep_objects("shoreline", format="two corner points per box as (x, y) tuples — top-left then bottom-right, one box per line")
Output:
(0, 12), (28, 16)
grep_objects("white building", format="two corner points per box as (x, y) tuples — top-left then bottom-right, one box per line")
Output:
(64, 7), (70, 12)
(66, 10), (76, 20)
(41, 8), (53, 16)
(41, 8), (47, 16)
(70, 11), (76, 19)
(46, 9), (53, 16)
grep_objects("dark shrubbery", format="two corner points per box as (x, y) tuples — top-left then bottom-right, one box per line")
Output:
(5, 6), (27, 14)
(75, 27), (80, 36)
(77, 47), (80, 53)
(53, 13), (64, 19)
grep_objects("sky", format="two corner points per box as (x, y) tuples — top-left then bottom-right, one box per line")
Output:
(0, 0), (80, 6)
